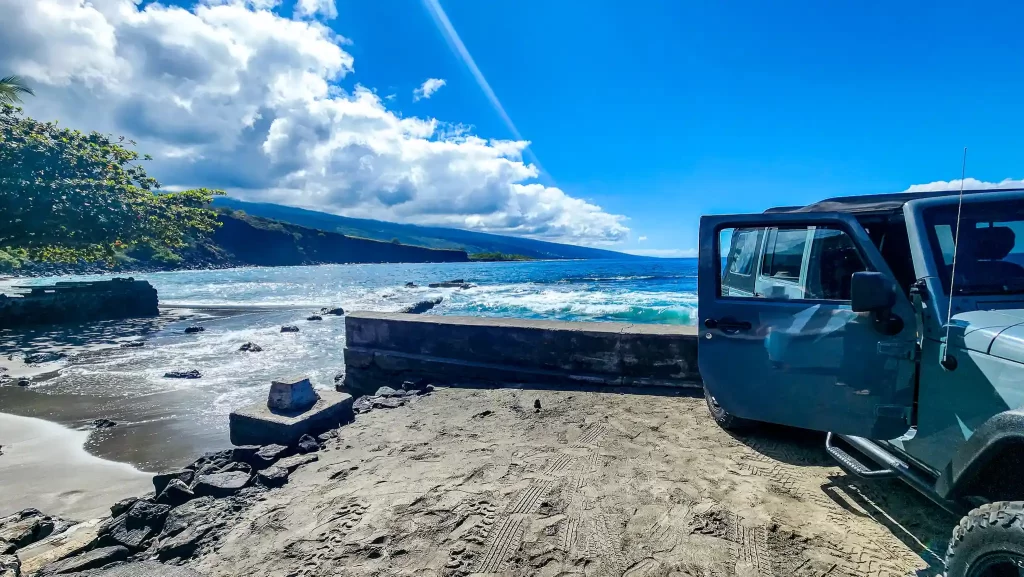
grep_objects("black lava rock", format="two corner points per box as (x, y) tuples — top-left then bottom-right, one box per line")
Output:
(252, 444), (289, 469)
(91, 418), (118, 429)
(120, 341), (145, 348)
(42, 545), (129, 574)
(295, 434), (319, 454)
(183, 326), (205, 334)
(306, 315), (323, 321)
(110, 497), (139, 519)
(191, 472), (250, 498)
(238, 342), (263, 352)
(153, 469), (194, 495)
(24, 351), (66, 365)
(256, 466), (289, 488)
(156, 479), (195, 507)
(101, 501), (171, 550)
(280, 325), (299, 333)
(164, 369), (201, 379)
(320, 307), (345, 316)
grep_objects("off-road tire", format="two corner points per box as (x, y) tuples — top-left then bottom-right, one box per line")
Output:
(946, 501), (1024, 577)
(703, 385), (751, 431)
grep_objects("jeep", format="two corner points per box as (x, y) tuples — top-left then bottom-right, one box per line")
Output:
(698, 187), (1024, 576)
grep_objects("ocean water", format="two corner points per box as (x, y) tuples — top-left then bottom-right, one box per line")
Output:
(0, 259), (697, 470)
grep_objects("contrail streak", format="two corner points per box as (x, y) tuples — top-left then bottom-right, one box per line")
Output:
(422, 0), (545, 174)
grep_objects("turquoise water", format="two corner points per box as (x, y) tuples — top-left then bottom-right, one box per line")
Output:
(134, 258), (698, 324)
(0, 259), (697, 470)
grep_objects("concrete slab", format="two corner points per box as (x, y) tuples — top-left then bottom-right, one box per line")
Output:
(229, 391), (353, 446)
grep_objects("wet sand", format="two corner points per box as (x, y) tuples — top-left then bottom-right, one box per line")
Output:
(0, 412), (151, 519)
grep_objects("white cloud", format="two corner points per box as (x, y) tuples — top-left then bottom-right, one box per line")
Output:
(294, 0), (337, 19)
(413, 78), (446, 101)
(905, 178), (1024, 193)
(638, 235), (648, 242)
(623, 248), (697, 258)
(0, 0), (627, 245)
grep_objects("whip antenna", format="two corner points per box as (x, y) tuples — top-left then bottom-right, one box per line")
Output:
(941, 147), (968, 369)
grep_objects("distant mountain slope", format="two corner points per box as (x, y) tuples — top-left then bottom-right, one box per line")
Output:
(212, 198), (638, 260)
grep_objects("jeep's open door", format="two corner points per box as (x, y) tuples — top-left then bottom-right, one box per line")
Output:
(698, 212), (917, 439)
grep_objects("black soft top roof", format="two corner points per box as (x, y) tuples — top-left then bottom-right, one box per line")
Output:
(765, 187), (1024, 215)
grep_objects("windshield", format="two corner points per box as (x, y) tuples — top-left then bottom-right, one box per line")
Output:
(925, 199), (1024, 295)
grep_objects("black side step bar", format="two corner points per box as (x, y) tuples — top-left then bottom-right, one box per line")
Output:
(825, 433), (896, 478)
(825, 433), (963, 515)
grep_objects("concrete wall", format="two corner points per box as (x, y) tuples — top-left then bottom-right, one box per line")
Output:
(342, 312), (700, 397)
(0, 278), (158, 328)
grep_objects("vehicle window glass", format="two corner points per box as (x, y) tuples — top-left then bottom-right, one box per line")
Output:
(719, 225), (865, 301)
(804, 227), (867, 300)
(761, 228), (806, 280)
(719, 227), (762, 297)
(925, 200), (1024, 295)
(728, 229), (758, 275)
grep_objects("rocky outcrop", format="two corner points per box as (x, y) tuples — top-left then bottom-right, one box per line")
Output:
(44, 545), (129, 574)
(99, 501), (171, 550)
(183, 326), (204, 334)
(306, 315), (323, 321)
(164, 370), (201, 379)
(351, 380), (434, 414)
(0, 279), (158, 329)
(238, 342), (262, 352)
(320, 307), (344, 316)
(400, 297), (443, 314)
(0, 509), (70, 551)
(280, 325), (299, 333)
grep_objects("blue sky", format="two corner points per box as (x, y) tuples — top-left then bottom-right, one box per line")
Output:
(6, 0), (1024, 256)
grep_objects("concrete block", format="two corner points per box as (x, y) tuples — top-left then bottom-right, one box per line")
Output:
(267, 376), (319, 411)
(230, 390), (353, 447)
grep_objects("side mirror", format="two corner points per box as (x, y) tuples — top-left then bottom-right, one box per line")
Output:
(850, 271), (897, 312)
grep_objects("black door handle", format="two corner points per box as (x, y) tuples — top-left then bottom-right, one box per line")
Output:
(704, 318), (752, 332)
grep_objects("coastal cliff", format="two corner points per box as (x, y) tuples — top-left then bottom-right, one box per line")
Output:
(4, 211), (468, 275)
(199, 211), (468, 266)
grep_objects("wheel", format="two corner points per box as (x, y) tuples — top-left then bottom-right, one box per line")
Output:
(946, 501), (1024, 577)
(703, 385), (750, 431)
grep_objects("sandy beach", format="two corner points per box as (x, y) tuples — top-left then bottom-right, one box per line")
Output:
(0, 412), (151, 520)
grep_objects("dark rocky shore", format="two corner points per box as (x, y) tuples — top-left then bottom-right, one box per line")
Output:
(1, 380), (434, 577)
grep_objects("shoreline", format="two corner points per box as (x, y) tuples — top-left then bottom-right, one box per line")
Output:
(0, 411), (152, 520)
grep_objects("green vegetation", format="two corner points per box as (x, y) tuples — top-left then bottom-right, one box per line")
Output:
(0, 104), (223, 263)
(0, 75), (33, 105)
(469, 252), (534, 261)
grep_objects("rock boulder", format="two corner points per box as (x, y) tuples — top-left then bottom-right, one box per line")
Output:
(156, 479), (194, 507)
(39, 545), (128, 575)
(100, 501), (170, 550)
(191, 471), (250, 498)
(295, 434), (319, 454)
(163, 370), (201, 379)
(255, 466), (289, 488)
(152, 470), (194, 495)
